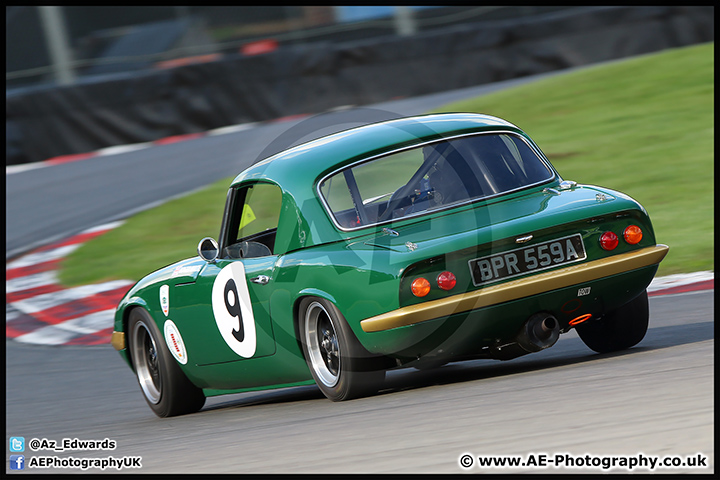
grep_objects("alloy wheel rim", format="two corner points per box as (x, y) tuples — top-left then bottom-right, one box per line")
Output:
(132, 320), (162, 404)
(305, 302), (340, 387)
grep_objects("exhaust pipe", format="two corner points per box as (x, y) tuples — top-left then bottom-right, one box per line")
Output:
(516, 312), (560, 353)
(489, 312), (561, 360)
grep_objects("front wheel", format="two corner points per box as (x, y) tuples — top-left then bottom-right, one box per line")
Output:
(128, 308), (205, 417)
(299, 298), (386, 401)
(576, 290), (649, 353)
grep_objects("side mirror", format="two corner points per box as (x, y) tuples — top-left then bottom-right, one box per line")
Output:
(198, 237), (219, 263)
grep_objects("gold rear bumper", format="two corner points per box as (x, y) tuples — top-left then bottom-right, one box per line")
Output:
(360, 244), (669, 333)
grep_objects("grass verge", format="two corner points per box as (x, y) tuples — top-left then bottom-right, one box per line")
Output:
(432, 42), (713, 277)
(58, 42), (713, 287)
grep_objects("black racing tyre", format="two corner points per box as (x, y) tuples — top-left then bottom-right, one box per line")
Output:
(576, 290), (650, 354)
(299, 298), (386, 401)
(128, 308), (205, 417)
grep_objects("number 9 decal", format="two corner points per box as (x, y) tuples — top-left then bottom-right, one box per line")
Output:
(212, 263), (257, 358)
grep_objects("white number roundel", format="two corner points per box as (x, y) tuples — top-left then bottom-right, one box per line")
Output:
(211, 263), (257, 358)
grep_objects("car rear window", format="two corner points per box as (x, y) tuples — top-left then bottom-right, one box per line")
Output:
(319, 132), (554, 230)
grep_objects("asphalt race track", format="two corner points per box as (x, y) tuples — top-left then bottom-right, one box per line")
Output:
(6, 291), (714, 473)
(6, 75), (714, 474)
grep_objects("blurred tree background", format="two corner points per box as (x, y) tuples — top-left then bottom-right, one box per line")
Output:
(5, 6), (574, 89)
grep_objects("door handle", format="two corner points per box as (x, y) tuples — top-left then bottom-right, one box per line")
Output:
(250, 275), (270, 285)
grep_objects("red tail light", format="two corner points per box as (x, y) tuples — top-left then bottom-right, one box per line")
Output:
(599, 231), (619, 250)
(437, 271), (456, 291)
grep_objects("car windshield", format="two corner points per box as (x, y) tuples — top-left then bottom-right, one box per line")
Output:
(319, 132), (554, 229)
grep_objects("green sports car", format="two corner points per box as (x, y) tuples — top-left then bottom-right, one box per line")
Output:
(111, 113), (668, 417)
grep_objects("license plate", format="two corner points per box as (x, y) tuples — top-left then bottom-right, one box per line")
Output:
(468, 234), (586, 286)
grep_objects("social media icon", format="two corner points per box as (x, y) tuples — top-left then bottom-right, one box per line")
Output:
(9, 437), (25, 452)
(10, 455), (25, 470)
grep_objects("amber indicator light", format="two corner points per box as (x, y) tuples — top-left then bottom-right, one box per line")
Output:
(623, 225), (643, 244)
(411, 277), (431, 297)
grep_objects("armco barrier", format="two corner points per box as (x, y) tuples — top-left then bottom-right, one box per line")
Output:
(5, 6), (713, 166)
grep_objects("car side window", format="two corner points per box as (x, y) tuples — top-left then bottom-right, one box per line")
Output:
(224, 183), (282, 259)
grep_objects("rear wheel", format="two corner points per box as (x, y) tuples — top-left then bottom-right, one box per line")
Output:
(128, 308), (205, 417)
(576, 290), (649, 353)
(299, 298), (386, 401)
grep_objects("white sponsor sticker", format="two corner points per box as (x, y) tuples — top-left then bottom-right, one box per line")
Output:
(171, 265), (202, 278)
(159, 285), (170, 316)
(211, 263), (257, 358)
(163, 320), (188, 364)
